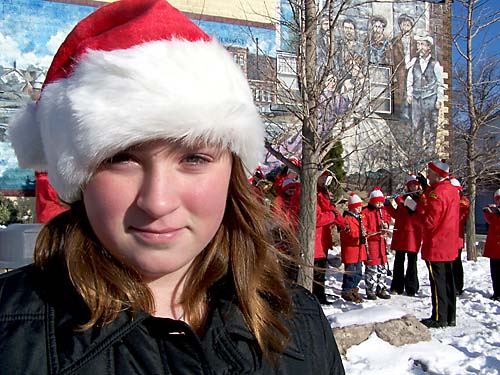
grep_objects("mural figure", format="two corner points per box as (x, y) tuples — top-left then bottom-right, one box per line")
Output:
(340, 54), (367, 109)
(317, 14), (337, 72)
(407, 33), (444, 155)
(392, 13), (417, 119)
(336, 18), (364, 79)
(318, 74), (349, 132)
(367, 15), (392, 66)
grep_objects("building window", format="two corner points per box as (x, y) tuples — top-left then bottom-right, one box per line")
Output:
(255, 89), (261, 102)
(369, 65), (392, 114)
(277, 54), (296, 75)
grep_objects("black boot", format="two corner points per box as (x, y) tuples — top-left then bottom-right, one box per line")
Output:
(376, 287), (391, 299)
(366, 292), (377, 300)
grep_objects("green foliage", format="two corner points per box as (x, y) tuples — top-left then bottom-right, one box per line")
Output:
(325, 140), (345, 200)
(0, 193), (15, 225)
(14, 197), (35, 224)
(0, 194), (35, 225)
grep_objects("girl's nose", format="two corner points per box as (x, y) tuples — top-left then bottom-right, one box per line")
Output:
(136, 167), (180, 218)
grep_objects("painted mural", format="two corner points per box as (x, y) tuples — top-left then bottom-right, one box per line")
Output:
(0, 0), (276, 194)
(314, 0), (448, 176)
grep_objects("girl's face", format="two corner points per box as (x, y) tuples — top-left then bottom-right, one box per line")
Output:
(83, 140), (232, 282)
(373, 201), (384, 208)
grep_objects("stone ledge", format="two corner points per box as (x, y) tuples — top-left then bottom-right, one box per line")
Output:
(333, 315), (431, 356)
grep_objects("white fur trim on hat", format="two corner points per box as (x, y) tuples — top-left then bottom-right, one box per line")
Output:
(8, 39), (264, 202)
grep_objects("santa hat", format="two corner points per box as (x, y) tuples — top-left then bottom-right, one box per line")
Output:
(347, 192), (363, 210)
(320, 169), (334, 187)
(282, 179), (299, 192)
(450, 176), (462, 191)
(428, 159), (449, 179)
(494, 189), (500, 200)
(288, 156), (301, 167)
(7, 0), (264, 203)
(369, 186), (385, 204)
(405, 173), (420, 188)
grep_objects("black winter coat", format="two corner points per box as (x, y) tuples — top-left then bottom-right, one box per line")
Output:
(0, 264), (345, 374)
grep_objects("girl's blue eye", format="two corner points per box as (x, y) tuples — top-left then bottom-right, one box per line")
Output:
(183, 154), (210, 164)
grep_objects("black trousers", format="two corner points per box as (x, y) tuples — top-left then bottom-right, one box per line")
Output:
(491, 258), (500, 298)
(313, 258), (328, 303)
(391, 250), (419, 295)
(452, 248), (464, 294)
(426, 261), (456, 323)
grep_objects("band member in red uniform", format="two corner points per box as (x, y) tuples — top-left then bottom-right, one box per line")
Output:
(483, 189), (500, 301)
(450, 176), (470, 295)
(271, 179), (301, 282)
(419, 160), (460, 328)
(386, 174), (423, 296)
(340, 192), (367, 303)
(314, 170), (345, 304)
(362, 187), (392, 300)
(273, 156), (300, 198)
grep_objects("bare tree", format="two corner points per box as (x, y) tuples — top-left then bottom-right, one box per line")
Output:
(452, 0), (500, 260)
(255, 0), (442, 290)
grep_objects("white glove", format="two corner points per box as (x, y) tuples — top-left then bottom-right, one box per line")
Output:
(404, 196), (417, 211)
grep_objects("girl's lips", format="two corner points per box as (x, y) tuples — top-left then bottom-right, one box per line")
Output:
(130, 227), (186, 245)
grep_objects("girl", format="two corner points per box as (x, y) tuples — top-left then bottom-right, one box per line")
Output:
(340, 192), (367, 303)
(0, 1), (344, 374)
(362, 187), (393, 300)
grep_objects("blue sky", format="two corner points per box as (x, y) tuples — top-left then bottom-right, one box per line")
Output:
(452, 1), (500, 64)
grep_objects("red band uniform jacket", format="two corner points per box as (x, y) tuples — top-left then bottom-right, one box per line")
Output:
(419, 180), (460, 262)
(315, 191), (345, 259)
(385, 196), (423, 253)
(483, 206), (500, 259)
(340, 212), (368, 264)
(362, 205), (392, 266)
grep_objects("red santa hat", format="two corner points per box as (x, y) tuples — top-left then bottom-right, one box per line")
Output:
(427, 159), (450, 179)
(450, 176), (462, 191)
(282, 179), (299, 192)
(8, 0), (264, 203)
(288, 156), (301, 167)
(405, 173), (420, 188)
(347, 192), (363, 210)
(369, 186), (385, 204)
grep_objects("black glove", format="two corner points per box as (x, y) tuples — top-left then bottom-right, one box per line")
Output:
(279, 164), (289, 176)
(417, 173), (429, 190)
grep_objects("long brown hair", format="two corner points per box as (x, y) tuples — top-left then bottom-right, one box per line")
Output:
(34, 155), (292, 359)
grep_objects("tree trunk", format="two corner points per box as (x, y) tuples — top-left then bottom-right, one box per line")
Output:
(465, 185), (477, 261)
(297, 0), (319, 291)
(297, 156), (318, 290)
(465, 0), (477, 261)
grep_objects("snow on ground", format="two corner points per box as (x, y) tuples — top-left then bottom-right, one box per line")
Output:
(323, 248), (500, 375)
